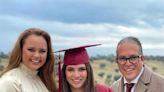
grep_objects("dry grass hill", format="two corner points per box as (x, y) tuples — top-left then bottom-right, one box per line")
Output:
(0, 58), (164, 87)
(92, 59), (164, 86)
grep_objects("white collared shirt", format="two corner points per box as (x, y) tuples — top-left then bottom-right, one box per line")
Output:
(124, 66), (144, 92)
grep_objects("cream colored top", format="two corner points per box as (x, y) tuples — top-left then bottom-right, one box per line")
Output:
(0, 63), (49, 92)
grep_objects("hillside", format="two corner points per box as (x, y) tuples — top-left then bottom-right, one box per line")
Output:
(0, 58), (164, 87)
(92, 59), (164, 86)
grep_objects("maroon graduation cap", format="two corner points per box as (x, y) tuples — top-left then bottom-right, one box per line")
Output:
(56, 44), (101, 65)
(55, 44), (101, 92)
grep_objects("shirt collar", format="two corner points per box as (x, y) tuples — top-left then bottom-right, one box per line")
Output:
(19, 63), (38, 78)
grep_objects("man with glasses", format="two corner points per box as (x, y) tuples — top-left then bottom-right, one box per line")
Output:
(111, 36), (164, 92)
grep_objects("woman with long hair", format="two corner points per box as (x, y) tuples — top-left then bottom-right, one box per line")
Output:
(0, 28), (57, 92)
(57, 44), (112, 92)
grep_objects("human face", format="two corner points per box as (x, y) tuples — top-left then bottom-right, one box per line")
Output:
(22, 34), (47, 70)
(117, 43), (144, 82)
(66, 64), (87, 90)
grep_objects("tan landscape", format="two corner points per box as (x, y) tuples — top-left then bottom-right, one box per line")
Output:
(0, 58), (164, 87)
(92, 59), (164, 86)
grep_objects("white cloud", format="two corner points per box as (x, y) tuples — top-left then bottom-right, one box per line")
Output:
(0, 14), (163, 55)
(143, 44), (164, 49)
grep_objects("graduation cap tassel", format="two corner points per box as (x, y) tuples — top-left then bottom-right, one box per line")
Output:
(58, 55), (62, 92)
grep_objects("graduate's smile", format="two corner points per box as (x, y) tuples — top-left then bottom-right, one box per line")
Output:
(66, 64), (87, 89)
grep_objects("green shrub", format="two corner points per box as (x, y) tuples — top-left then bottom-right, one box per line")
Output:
(114, 75), (121, 81)
(99, 63), (106, 69)
(98, 72), (105, 78)
(152, 66), (157, 72)
(115, 68), (119, 73)
(0, 65), (4, 71)
(105, 74), (112, 85)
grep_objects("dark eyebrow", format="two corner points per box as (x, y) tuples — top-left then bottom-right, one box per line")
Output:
(118, 55), (139, 58)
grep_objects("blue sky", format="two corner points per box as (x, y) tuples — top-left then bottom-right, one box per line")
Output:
(0, 0), (164, 56)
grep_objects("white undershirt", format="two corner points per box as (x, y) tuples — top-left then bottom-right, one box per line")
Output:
(124, 66), (144, 92)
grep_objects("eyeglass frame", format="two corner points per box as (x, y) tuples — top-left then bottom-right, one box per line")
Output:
(116, 55), (142, 65)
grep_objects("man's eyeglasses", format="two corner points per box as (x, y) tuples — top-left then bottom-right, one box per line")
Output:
(117, 55), (141, 65)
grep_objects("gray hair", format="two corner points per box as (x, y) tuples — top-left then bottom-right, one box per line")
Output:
(116, 36), (143, 57)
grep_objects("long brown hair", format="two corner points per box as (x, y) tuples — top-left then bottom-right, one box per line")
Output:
(62, 63), (95, 92)
(0, 28), (57, 92)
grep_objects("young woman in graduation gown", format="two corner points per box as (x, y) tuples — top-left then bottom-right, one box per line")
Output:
(57, 44), (112, 92)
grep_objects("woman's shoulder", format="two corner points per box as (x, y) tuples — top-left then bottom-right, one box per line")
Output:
(0, 68), (22, 84)
(0, 69), (21, 92)
(0, 78), (19, 92)
(96, 83), (112, 92)
(0, 68), (23, 83)
(2, 68), (21, 78)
